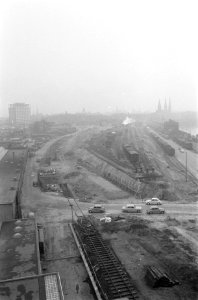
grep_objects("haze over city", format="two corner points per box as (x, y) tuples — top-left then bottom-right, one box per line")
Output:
(0, 0), (197, 116)
(1, 1), (198, 297)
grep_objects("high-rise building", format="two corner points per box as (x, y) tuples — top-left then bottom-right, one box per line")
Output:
(9, 103), (31, 127)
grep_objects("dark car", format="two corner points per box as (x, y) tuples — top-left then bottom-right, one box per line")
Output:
(147, 206), (165, 214)
(88, 204), (105, 213)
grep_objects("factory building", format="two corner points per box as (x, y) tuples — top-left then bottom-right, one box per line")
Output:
(0, 149), (28, 222)
(9, 103), (31, 128)
(0, 218), (64, 299)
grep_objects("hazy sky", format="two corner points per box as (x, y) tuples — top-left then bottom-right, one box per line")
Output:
(0, 0), (197, 116)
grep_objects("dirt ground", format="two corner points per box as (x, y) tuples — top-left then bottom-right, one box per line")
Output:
(99, 216), (198, 300)
(21, 127), (198, 300)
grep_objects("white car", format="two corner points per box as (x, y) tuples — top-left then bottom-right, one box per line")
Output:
(145, 198), (161, 205)
(122, 204), (142, 213)
(100, 216), (112, 223)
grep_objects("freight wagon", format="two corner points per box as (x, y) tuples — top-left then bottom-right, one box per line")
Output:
(149, 132), (175, 156)
(123, 144), (139, 163)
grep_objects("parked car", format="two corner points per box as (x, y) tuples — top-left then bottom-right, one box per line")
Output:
(88, 204), (105, 213)
(147, 206), (165, 214)
(122, 204), (142, 213)
(145, 198), (161, 205)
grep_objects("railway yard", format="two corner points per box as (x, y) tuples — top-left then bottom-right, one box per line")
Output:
(13, 123), (198, 299)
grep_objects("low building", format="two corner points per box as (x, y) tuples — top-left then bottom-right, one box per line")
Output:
(0, 218), (41, 280)
(0, 218), (64, 299)
(0, 273), (64, 300)
(0, 149), (27, 222)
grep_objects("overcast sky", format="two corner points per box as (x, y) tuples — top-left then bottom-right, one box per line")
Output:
(0, 0), (197, 116)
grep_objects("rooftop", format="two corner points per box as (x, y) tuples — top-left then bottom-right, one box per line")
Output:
(0, 273), (64, 300)
(0, 147), (8, 162)
(0, 218), (39, 280)
(0, 149), (26, 204)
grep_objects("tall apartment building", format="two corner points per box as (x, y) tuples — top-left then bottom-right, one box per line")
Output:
(9, 103), (31, 127)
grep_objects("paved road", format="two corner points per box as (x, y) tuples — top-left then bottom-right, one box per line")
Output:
(66, 198), (198, 219)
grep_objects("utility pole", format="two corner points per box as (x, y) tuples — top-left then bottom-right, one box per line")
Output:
(69, 203), (74, 223)
(185, 151), (188, 182)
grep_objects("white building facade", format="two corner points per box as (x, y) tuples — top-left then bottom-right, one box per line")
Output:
(9, 103), (31, 127)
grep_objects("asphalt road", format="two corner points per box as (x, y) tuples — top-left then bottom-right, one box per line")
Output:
(66, 198), (198, 218)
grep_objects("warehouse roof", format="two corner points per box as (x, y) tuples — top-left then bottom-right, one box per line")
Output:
(0, 273), (64, 300)
(0, 218), (40, 280)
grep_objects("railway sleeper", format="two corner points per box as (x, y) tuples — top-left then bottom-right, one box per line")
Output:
(110, 288), (133, 295)
(106, 277), (130, 283)
(88, 244), (109, 250)
(111, 289), (137, 297)
(103, 271), (126, 278)
(96, 254), (116, 260)
(88, 246), (110, 252)
(103, 266), (125, 272)
(99, 262), (123, 269)
(111, 288), (137, 296)
(97, 257), (118, 263)
(102, 265), (123, 271)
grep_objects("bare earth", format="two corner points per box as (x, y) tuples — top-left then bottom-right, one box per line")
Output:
(21, 127), (198, 300)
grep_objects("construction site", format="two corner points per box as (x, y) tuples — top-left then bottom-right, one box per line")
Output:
(0, 122), (198, 300)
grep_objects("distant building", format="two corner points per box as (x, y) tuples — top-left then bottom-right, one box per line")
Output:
(9, 103), (30, 127)
(155, 99), (172, 122)
(156, 99), (171, 114)
(164, 119), (179, 133)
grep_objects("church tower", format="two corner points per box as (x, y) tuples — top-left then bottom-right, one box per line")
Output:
(164, 99), (167, 112)
(168, 98), (171, 113)
(157, 99), (161, 112)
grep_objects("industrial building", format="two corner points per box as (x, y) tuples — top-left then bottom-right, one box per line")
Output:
(0, 218), (41, 280)
(0, 273), (64, 300)
(0, 149), (27, 222)
(0, 218), (64, 299)
(9, 103), (31, 128)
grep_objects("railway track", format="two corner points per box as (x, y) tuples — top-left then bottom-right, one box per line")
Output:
(167, 156), (198, 186)
(87, 147), (136, 179)
(73, 217), (138, 300)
